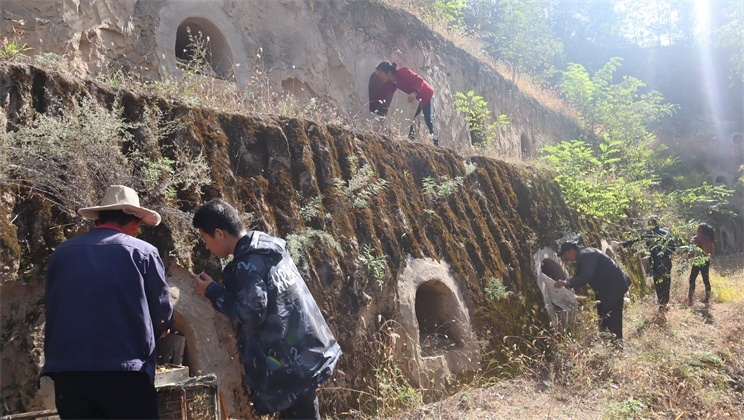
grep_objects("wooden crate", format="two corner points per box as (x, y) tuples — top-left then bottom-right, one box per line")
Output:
(156, 375), (220, 420)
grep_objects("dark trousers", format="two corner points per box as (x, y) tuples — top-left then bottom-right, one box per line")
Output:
(652, 262), (672, 305)
(597, 299), (624, 341)
(689, 260), (711, 295)
(279, 388), (320, 420)
(51, 371), (158, 419)
(409, 98), (438, 143)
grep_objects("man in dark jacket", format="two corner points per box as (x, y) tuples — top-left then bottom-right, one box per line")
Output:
(618, 217), (676, 309)
(193, 199), (341, 419)
(554, 241), (629, 343)
(42, 185), (174, 419)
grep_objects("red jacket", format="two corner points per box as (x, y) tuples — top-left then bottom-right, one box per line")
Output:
(393, 67), (434, 107)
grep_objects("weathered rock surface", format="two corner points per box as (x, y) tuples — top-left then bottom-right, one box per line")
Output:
(0, 0), (582, 155)
(0, 61), (612, 417)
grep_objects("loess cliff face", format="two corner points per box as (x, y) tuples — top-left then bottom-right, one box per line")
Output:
(0, 0), (582, 156)
(0, 63), (602, 417)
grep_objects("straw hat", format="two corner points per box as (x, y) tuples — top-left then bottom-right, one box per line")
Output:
(78, 185), (161, 226)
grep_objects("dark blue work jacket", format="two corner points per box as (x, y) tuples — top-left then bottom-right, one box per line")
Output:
(42, 227), (173, 383)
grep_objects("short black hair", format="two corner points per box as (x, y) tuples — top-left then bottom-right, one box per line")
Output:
(192, 198), (244, 237)
(557, 241), (580, 257)
(98, 210), (140, 226)
(376, 61), (397, 74)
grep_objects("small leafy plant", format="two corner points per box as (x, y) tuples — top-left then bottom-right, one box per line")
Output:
(333, 156), (390, 209)
(484, 277), (508, 302)
(454, 90), (510, 146)
(422, 175), (464, 201)
(359, 245), (387, 287)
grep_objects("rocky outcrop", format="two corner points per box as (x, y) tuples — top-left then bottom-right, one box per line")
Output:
(1, 0), (582, 156)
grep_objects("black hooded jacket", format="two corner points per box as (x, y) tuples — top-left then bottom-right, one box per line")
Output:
(205, 231), (341, 414)
(566, 247), (629, 307)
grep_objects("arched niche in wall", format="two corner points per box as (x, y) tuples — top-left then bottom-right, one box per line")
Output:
(520, 133), (533, 159)
(715, 175), (729, 186)
(175, 18), (234, 79)
(533, 247), (577, 332)
(397, 257), (480, 389)
(415, 280), (465, 356)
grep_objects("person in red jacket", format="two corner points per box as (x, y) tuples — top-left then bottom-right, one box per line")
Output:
(372, 61), (439, 146)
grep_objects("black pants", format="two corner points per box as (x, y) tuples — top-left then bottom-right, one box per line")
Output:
(279, 388), (320, 420)
(409, 98), (438, 143)
(51, 371), (158, 419)
(652, 261), (672, 305)
(597, 299), (624, 342)
(689, 260), (711, 295)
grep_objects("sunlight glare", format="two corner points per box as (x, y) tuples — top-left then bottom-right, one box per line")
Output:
(695, 0), (723, 144)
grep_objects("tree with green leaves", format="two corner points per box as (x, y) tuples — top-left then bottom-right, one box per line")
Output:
(544, 57), (735, 228)
(716, 2), (744, 81)
(484, 0), (563, 83)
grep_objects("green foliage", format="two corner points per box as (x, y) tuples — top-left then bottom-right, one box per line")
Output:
(374, 364), (422, 414)
(542, 58), (683, 222)
(488, 0), (563, 83)
(359, 245), (387, 287)
(128, 105), (211, 203)
(454, 90), (510, 146)
(286, 227), (343, 275)
(0, 31), (31, 60)
(299, 194), (325, 222)
(0, 93), (211, 266)
(484, 277), (508, 302)
(422, 175), (464, 201)
(430, 0), (467, 27)
(1, 96), (134, 212)
(667, 182), (735, 218)
(561, 58), (675, 141)
(333, 156), (390, 209)
(614, 397), (648, 418)
(716, 2), (744, 81)
(364, 320), (422, 417)
(413, 0), (467, 30)
(541, 138), (653, 221)
(464, 159), (478, 175)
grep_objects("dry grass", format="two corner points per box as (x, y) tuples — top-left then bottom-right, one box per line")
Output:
(383, 254), (744, 419)
(379, 0), (578, 120)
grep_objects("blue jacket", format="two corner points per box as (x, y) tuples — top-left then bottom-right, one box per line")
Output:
(205, 232), (341, 414)
(42, 227), (174, 383)
(566, 247), (629, 308)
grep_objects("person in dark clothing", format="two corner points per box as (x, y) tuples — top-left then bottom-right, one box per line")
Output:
(192, 199), (341, 419)
(372, 61), (439, 146)
(688, 223), (715, 304)
(42, 185), (174, 419)
(618, 218), (676, 309)
(554, 241), (629, 343)
(368, 70), (396, 116)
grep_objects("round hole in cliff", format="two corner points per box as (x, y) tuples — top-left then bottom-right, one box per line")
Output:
(731, 132), (743, 144)
(521, 133), (533, 159)
(415, 280), (464, 357)
(175, 18), (234, 79)
(714, 175), (729, 186)
(541, 258), (567, 281)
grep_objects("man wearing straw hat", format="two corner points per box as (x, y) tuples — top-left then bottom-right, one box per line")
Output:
(42, 185), (174, 419)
